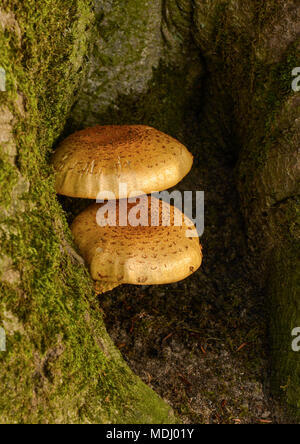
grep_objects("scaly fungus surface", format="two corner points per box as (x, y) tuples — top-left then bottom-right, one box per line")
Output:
(71, 196), (202, 291)
(52, 125), (193, 199)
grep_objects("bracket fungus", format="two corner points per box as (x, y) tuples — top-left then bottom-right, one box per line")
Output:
(71, 197), (202, 292)
(52, 125), (193, 199)
(52, 125), (203, 293)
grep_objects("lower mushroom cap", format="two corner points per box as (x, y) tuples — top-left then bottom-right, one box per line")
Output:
(71, 196), (202, 287)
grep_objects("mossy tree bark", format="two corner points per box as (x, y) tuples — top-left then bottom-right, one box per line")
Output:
(0, 1), (174, 424)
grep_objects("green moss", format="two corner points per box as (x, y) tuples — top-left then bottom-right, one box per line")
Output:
(0, 0), (174, 424)
(0, 157), (18, 209)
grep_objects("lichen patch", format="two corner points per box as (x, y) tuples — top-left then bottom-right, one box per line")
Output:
(2, 309), (24, 335)
(0, 9), (21, 43)
(0, 255), (20, 285)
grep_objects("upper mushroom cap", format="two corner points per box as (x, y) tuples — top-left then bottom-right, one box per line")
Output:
(71, 196), (202, 286)
(52, 125), (193, 199)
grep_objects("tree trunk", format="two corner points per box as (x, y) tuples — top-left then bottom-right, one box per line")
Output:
(193, 0), (300, 417)
(0, 0), (174, 424)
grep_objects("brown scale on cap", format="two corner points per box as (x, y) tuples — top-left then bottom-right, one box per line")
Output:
(71, 196), (202, 291)
(52, 125), (194, 199)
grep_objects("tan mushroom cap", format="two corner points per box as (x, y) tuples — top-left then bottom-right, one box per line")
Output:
(71, 196), (202, 288)
(52, 125), (193, 199)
